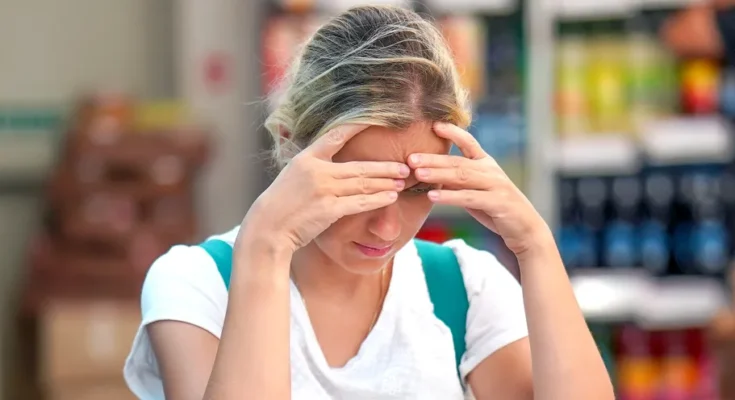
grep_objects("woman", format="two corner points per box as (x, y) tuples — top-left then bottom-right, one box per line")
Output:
(123, 6), (613, 400)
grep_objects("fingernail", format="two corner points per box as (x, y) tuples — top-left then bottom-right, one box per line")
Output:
(428, 190), (439, 201)
(388, 191), (398, 200)
(416, 168), (429, 178)
(399, 165), (410, 177)
(410, 154), (421, 164)
(394, 179), (405, 190)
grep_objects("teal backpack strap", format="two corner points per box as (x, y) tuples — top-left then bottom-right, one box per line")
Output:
(199, 239), (234, 289)
(414, 238), (469, 382)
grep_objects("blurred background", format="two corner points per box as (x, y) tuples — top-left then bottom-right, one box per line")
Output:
(2, 0), (735, 399)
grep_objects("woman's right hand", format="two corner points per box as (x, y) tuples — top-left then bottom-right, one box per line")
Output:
(240, 124), (409, 254)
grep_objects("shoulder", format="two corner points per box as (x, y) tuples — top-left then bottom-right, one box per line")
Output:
(440, 239), (521, 298)
(140, 242), (229, 332)
(124, 228), (238, 399)
(439, 239), (528, 379)
(140, 224), (240, 331)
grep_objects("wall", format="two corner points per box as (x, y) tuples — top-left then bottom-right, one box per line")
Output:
(0, 1), (175, 397)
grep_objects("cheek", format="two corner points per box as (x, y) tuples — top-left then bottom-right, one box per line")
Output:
(315, 213), (366, 244)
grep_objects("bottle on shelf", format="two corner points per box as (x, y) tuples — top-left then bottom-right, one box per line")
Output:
(586, 19), (630, 136)
(616, 325), (659, 400)
(555, 22), (591, 138)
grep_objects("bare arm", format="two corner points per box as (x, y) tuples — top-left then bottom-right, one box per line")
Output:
(470, 237), (612, 400)
(148, 322), (219, 400)
(519, 235), (613, 400)
(146, 239), (292, 400)
(203, 236), (293, 399)
(468, 338), (533, 400)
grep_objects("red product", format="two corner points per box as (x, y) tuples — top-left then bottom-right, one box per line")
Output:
(656, 330), (698, 399)
(416, 223), (452, 244)
(616, 325), (659, 400)
(681, 59), (721, 115)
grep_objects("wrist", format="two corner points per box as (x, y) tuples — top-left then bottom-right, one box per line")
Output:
(514, 225), (558, 264)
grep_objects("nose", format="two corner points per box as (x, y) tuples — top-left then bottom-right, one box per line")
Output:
(367, 201), (401, 242)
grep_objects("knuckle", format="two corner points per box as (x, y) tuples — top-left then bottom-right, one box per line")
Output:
(450, 157), (461, 168)
(358, 162), (368, 177)
(358, 194), (369, 211)
(360, 177), (370, 193)
(327, 129), (345, 145)
(456, 167), (469, 183)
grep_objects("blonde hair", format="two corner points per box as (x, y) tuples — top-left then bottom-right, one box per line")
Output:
(265, 5), (471, 168)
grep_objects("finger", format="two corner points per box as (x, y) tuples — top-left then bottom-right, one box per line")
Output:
(407, 153), (473, 170)
(433, 122), (486, 160)
(336, 191), (398, 216)
(427, 189), (496, 210)
(414, 167), (493, 189)
(331, 161), (410, 179)
(307, 124), (370, 160)
(334, 177), (405, 196)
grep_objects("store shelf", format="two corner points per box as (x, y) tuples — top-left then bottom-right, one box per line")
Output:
(641, 117), (734, 166)
(642, 0), (701, 8)
(545, 0), (634, 20)
(424, 0), (517, 14)
(555, 135), (641, 176)
(315, 0), (411, 13)
(572, 269), (729, 328)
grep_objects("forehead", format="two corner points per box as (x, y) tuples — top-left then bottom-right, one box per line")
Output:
(333, 122), (450, 163)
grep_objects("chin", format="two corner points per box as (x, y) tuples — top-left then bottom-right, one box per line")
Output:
(326, 242), (395, 275)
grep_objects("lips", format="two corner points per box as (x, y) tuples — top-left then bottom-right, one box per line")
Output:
(354, 242), (394, 257)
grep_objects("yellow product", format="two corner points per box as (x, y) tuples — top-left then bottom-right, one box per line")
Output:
(133, 101), (193, 132)
(587, 37), (630, 135)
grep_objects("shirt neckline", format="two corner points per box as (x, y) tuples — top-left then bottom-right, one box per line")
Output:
(289, 240), (416, 373)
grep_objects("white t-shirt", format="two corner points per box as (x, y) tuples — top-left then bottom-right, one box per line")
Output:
(123, 227), (528, 399)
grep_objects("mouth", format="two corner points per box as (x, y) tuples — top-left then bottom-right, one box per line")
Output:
(353, 242), (394, 258)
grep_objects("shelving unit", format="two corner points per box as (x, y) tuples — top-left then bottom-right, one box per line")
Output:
(526, 0), (733, 394)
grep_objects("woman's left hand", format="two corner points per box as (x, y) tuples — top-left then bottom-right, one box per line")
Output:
(408, 122), (551, 258)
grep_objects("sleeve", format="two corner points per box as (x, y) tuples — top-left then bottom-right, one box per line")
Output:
(123, 244), (229, 399)
(716, 6), (735, 64)
(139, 244), (228, 336)
(445, 240), (528, 380)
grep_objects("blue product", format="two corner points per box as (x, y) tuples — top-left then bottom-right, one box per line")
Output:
(720, 67), (735, 118)
(602, 220), (637, 268)
(557, 225), (580, 269)
(638, 220), (670, 275)
(577, 225), (599, 268)
(692, 219), (729, 275)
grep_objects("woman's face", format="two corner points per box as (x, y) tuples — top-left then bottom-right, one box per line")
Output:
(312, 121), (451, 274)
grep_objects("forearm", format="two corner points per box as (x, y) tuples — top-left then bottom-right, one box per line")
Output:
(517, 233), (614, 400)
(204, 238), (293, 400)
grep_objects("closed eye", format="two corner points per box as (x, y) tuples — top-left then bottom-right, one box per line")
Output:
(404, 183), (436, 195)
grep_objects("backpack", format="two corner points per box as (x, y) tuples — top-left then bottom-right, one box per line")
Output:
(198, 238), (469, 380)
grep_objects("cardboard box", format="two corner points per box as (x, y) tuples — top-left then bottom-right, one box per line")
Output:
(48, 379), (136, 400)
(39, 299), (141, 385)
